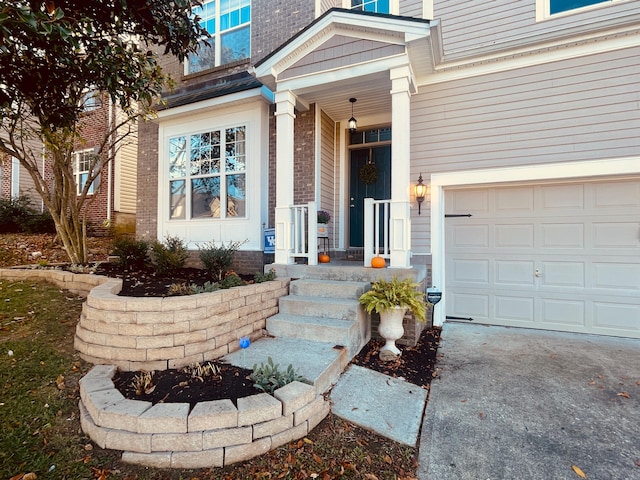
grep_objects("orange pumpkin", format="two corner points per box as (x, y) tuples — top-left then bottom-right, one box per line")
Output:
(371, 256), (385, 268)
(318, 253), (330, 263)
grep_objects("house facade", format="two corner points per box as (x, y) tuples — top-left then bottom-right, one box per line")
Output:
(137, 0), (640, 339)
(0, 93), (138, 233)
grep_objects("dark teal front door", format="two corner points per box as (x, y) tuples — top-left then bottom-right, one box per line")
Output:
(349, 145), (391, 247)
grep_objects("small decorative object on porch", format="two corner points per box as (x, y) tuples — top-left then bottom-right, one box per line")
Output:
(359, 162), (378, 185)
(317, 210), (331, 238)
(359, 277), (426, 361)
(318, 253), (330, 263)
(371, 255), (385, 268)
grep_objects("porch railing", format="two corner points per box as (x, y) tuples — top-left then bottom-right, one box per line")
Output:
(363, 198), (391, 267)
(290, 201), (318, 266)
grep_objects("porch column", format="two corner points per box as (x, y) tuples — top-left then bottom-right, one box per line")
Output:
(274, 90), (297, 265)
(389, 65), (413, 268)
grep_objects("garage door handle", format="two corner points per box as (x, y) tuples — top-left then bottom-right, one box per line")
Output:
(535, 269), (542, 277)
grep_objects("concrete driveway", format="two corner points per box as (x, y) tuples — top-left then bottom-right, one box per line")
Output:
(418, 323), (640, 480)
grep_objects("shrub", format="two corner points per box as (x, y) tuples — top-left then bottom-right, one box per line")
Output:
(250, 357), (307, 394)
(150, 235), (189, 275)
(219, 272), (244, 289)
(0, 195), (36, 233)
(190, 281), (219, 294)
(254, 268), (276, 283)
(111, 236), (149, 270)
(198, 239), (246, 282)
(167, 282), (192, 296)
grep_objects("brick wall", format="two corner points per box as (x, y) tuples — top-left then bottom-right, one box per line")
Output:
(293, 104), (316, 205)
(136, 120), (159, 242)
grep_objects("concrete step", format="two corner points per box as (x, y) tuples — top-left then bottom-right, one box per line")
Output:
(289, 278), (369, 300)
(267, 313), (357, 347)
(222, 337), (348, 394)
(278, 295), (362, 321)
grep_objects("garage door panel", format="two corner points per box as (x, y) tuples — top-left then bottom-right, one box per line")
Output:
(495, 295), (534, 323)
(593, 222), (640, 248)
(449, 224), (489, 247)
(541, 261), (585, 288)
(445, 179), (640, 339)
(592, 263), (640, 290)
(540, 298), (586, 327)
(449, 291), (489, 319)
(593, 302), (639, 331)
(495, 260), (535, 286)
(495, 224), (534, 248)
(450, 258), (489, 284)
(541, 223), (584, 248)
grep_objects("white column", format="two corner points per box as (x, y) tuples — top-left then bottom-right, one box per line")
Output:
(389, 66), (413, 268)
(274, 90), (297, 265)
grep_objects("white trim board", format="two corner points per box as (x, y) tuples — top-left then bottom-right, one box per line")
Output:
(429, 156), (640, 327)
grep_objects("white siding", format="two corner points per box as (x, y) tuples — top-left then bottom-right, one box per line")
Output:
(410, 46), (640, 253)
(400, 0), (424, 17)
(434, 0), (640, 58)
(319, 109), (338, 248)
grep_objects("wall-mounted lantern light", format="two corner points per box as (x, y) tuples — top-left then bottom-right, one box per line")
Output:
(348, 98), (357, 133)
(414, 173), (427, 215)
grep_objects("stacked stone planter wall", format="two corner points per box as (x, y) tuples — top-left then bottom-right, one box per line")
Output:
(73, 276), (290, 371)
(79, 365), (330, 468)
(0, 267), (108, 297)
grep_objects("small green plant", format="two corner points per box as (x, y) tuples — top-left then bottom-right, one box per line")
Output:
(254, 268), (276, 283)
(150, 235), (189, 275)
(111, 236), (149, 270)
(359, 276), (427, 322)
(250, 357), (307, 394)
(219, 271), (244, 289)
(198, 239), (246, 282)
(190, 281), (219, 294)
(131, 371), (155, 396)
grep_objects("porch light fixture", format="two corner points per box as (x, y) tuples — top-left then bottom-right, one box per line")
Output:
(348, 98), (357, 133)
(414, 173), (427, 215)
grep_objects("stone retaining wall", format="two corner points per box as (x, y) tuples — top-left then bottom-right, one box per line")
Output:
(74, 276), (290, 371)
(79, 365), (330, 468)
(0, 267), (107, 296)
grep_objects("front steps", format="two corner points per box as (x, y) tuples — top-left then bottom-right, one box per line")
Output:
(224, 263), (427, 394)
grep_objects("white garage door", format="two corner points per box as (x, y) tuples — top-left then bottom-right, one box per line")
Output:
(445, 179), (640, 338)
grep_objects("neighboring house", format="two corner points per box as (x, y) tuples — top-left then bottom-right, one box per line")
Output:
(0, 91), (138, 232)
(137, 0), (640, 339)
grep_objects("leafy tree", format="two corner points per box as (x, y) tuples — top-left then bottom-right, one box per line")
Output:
(0, 1), (208, 263)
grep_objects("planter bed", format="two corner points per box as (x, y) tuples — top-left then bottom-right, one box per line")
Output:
(79, 365), (330, 468)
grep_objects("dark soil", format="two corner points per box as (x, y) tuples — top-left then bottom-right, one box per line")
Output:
(113, 327), (441, 408)
(94, 263), (253, 297)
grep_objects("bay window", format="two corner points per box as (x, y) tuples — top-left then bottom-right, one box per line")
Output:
(168, 126), (246, 220)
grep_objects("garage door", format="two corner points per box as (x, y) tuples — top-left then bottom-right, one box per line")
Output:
(445, 179), (640, 338)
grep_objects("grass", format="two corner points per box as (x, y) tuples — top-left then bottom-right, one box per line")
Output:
(0, 277), (418, 480)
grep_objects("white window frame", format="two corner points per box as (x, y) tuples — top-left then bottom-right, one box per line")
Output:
(536, 0), (619, 21)
(186, 0), (251, 74)
(73, 148), (98, 195)
(344, 0), (398, 15)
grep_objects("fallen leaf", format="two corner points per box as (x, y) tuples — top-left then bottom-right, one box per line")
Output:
(312, 453), (322, 464)
(384, 454), (392, 464)
(303, 437), (314, 444)
(572, 465), (587, 478)
(55, 374), (65, 390)
(617, 392), (630, 398)
(365, 474), (379, 480)
(633, 458), (640, 467)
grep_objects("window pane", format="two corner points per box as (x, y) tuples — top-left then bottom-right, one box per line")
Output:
(379, 127), (392, 141)
(192, 177), (220, 218)
(221, 26), (249, 64)
(226, 174), (245, 217)
(170, 180), (186, 219)
(225, 126), (246, 172)
(550, 0), (607, 14)
(169, 137), (187, 178)
(188, 39), (216, 74)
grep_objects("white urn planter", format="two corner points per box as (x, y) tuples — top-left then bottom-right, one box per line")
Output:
(378, 306), (407, 358)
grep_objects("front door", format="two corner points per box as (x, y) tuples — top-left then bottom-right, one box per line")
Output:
(349, 145), (391, 247)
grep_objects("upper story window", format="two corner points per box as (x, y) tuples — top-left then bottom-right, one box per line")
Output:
(188, 0), (251, 74)
(538, 0), (613, 19)
(73, 149), (99, 195)
(351, 0), (390, 13)
(81, 90), (102, 112)
(350, 127), (391, 145)
(168, 126), (246, 220)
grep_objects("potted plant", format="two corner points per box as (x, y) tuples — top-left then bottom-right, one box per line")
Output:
(359, 277), (426, 359)
(317, 210), (330, 238)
